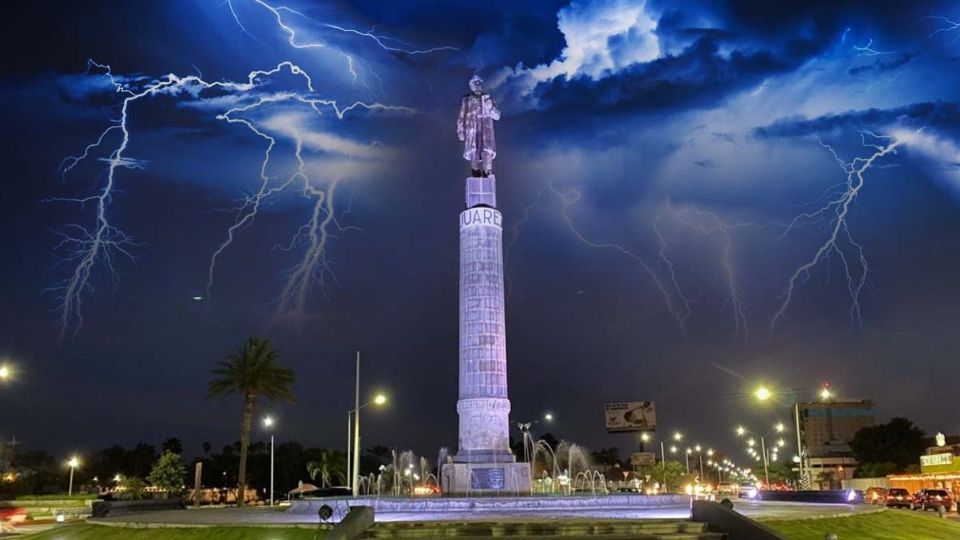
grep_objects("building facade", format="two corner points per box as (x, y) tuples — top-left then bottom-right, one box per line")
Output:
(794, 399), (875, 487)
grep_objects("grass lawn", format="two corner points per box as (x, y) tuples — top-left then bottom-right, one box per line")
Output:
(765, 509), (960, 540)
(22, 524), (323, 539)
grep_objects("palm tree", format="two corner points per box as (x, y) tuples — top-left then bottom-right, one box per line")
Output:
(307, 449), (347, 488)
(208, 337), (295, 506)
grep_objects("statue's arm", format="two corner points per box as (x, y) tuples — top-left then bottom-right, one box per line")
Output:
(457, 97), (466, 141)
(488, 97), (501, 121)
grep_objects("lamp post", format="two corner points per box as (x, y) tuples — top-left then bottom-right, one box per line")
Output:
(263, 416), (275, 506)
(349, 351), (387, 497)
(67, 456), (79, 496)
(695, 445), (704, 480)
(753, 383), (827, 485)
(0, 363), (12, 383)
(736, 422), (785, 487)
(346, 411), (352, 491)
(684, 448), (691, 474)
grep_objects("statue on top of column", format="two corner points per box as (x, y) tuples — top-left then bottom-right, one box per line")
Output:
(457, 74), (500, 177)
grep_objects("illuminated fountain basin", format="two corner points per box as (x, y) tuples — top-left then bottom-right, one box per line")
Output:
(288, 494), (692, 523)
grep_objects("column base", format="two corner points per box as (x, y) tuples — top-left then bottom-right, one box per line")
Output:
(441, 462), (531, 496)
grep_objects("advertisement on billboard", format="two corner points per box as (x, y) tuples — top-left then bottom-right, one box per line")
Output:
(605, 401), (656, 433)
(630, 452), (656, 468)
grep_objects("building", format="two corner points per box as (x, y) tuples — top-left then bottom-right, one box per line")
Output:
(888, 433), (960, 500)
(794, 399), (875, 487)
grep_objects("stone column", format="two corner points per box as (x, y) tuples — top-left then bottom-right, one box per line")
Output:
(443, 175), (530, 494)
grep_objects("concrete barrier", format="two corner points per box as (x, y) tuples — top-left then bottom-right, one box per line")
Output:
(692, 500), (787, 540)
(757, 490), (863, 504)
(325, 505), (374, 540)
(91, 498), (185, 518)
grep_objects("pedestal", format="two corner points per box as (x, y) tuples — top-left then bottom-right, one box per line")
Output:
(441, 462), (532, 496)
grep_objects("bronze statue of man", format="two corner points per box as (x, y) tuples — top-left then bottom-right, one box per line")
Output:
(457, 75), (500, 177)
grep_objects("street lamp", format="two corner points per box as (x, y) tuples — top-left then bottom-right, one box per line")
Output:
(754, 386), (772, 401)
(350, 387), (388, 497)
(685, 448), (692, 474)
(544, 412), (554, 422)
(262, 416), (275, 507)
(67, 456), (80, 496)
(348, 350), (389, 497)
(735, 422), (786, 488)
(0, 363), (12, 383)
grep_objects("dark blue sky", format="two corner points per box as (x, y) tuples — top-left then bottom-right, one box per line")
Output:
(2, 0), (960, 464)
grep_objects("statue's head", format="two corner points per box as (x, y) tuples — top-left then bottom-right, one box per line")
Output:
(469, 74), (484, 94)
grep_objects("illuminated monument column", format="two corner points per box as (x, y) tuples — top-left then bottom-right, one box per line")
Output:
(441, 75), (531, 495)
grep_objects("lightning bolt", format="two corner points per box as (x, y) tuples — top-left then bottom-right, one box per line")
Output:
(769, 131), (903, 336)
(52, 1), (456, 336)
(231, 0), (458, 55)
(852, 39), (893, 56)
(53, 60), (412, 335)
(924, 15), (960, 40)
(505, 180), (691, 329)
(660, 204), (761, 341)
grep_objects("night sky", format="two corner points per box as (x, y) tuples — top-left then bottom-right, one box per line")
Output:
(2, 0), (960, 464)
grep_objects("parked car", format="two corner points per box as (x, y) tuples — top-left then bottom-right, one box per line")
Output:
(0, 504), (27, 527)
(864, 487), (887, 504)
(884, 488), (912, 508)
(911, 489), (952, 512)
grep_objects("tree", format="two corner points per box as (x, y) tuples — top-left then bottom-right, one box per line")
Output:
(634, 461), (687, 492)
(147, 451), (187, 497)
(766, 462), (798, 485)
(307, 449), (347, 488)
(117, 477), (147, 500)
(850, 417), (925, 472)
(162, 438), (183, 455)
(855, 462), (898, 478)
(208, 337), (296, 506)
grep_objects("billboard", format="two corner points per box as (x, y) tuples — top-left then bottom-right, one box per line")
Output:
(630, 452), (656, 468)
(605, 401), (656, 433)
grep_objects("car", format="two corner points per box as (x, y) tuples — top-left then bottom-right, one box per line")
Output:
(717, 482), (736, 496)
(864, 487), (887, 505)
(884, 488), (912, 508)
(738, 482), (759, 499)
(0, 504), (27, 526)
(911, 489), (952, 512)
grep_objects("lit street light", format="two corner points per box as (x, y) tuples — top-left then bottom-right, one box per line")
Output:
(348, 351), (389, 497)
(735, 422), (787, 488)
(0, 363), (13, 383)
(262, 416), (275, 506)
(754, 386), (772, 401)
(67, 456), (80, 496)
